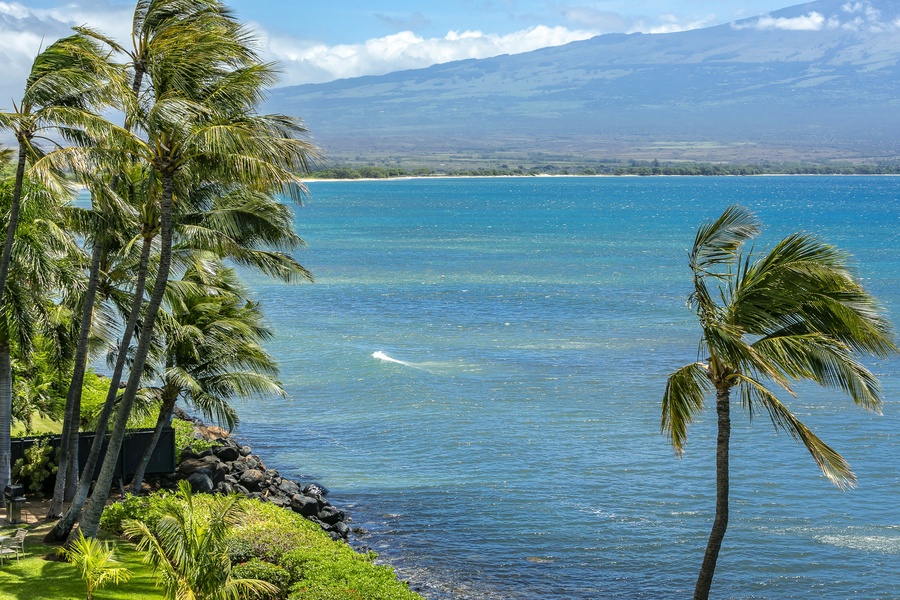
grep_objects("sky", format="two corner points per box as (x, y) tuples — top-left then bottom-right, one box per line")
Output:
(0, 0), (816, 106)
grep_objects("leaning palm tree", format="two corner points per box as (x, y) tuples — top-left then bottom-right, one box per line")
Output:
(45, 0), (252, 518)
(1, 32), (124, 515)
(128, 261), (284, 493)
(662, 205), (896, 600)
(124, 480), (277, 600)
(74, 0), (315, 540)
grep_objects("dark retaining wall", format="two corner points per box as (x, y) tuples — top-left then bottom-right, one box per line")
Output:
(10, 427), (176, 480)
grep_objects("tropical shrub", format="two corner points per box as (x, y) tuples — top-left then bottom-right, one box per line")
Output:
(233, 500), (421, 600)
(99, 491), (174, 535)
(226, 537), (256, 565)
(232, 558), (291, 599)
(125, 481), (277, 600)
(12, 437), (57, 494)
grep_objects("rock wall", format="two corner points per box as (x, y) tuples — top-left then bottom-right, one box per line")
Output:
(150, 413), (351, 541)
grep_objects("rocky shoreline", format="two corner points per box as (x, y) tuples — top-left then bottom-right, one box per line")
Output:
(145, 410), (352, 542)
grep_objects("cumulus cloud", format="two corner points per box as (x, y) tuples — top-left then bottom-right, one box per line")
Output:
(733, 1), (897, 33)
(737, 11), (827, 31)
(642, 14), (718, 34)
(264, 25), (600, 86)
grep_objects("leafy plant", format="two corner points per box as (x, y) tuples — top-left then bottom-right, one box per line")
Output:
(12, 437), (57, 494)
(170, 418), (217, 462)
(100, 492), (174, 536)
(232, 558), (291, 599)
(58, 530), (132, 600)
(225, 537), (256, 565)
(231, 499), (421, 600)
(125, 480), (277, 600)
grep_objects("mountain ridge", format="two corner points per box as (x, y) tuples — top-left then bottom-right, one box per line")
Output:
(267, 0), (900, 163)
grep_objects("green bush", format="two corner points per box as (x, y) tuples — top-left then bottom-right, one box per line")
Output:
(282, 546), (417, 600)
(98, 489), (424, 600)
(230, 500), (421, 600)
(171, 418), (217, 462)
(100, 491), (174, 535)
(226, 537), (256, 565)
(232, 558), (291, 599)
(78, 371), (119, 428)
(12, 437), (58, 494)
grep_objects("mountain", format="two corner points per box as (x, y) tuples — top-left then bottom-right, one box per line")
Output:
(268, 0), (900, 164)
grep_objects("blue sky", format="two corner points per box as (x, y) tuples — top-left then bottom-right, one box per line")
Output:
(0, 0), (809, 102)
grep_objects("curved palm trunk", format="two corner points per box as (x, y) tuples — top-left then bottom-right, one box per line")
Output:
(47, 241), (104, 518)
(0, 340), (11, 504)
(0, 144), (27, 307)
(77, 172), (175, 540)
(694, 386), (731, 600)
(129, 390), (177, 495)
(46, 234), (153, 541)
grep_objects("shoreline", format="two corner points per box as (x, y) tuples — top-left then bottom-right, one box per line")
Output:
(302, 172), (900, 183)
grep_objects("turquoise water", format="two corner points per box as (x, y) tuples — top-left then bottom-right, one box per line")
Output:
(235, 176), (900, 599)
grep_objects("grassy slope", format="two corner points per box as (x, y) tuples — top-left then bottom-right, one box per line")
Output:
(0, 535), (161, 600)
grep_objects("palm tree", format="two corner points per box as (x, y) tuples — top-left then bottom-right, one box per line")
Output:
(75, 0), (316, 540)
(59, 531), (133, 600)
(0, 32), (125, 516)
(45, 0), (253, 517)
(662, 205), (896, 600)
(46, 167), (143, 519)
(0, 33), (119, 308)
(0, 175), (81, 496)
(124, 480), (277, 600)
(128, 262), (284, 493)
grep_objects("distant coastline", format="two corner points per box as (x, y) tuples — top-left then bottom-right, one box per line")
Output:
(304, 162), (900, 181)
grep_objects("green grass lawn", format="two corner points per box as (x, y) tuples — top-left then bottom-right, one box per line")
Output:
(0, 537), (163, 600)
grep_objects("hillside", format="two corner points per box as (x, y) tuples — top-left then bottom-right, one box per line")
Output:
(267, 0), (900, 164)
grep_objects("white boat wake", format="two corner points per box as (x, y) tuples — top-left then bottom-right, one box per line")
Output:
(372, 351), (410, 366)
(372, 350), (480, 374)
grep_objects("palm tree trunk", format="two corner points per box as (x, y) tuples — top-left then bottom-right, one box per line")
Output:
(694, 386), (731, 600)
(0, 144), (26, 509)
(0, 340), (11, 505)
(129, 392), (177, 495)
(77, 171), (175, 540)
(47, 240), (104, 518)
(45, 233), (153, 541)
(0, 143), (27, 307)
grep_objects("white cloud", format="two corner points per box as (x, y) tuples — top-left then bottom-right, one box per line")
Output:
(0, 2), (133, 108)
(738, 11), (827, 31)
(731, 2), (899, 35)
(642, 14), (718, 35)
(264, 25), (600, 86)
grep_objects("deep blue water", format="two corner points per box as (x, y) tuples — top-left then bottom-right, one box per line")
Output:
(234, 176), (900, 599)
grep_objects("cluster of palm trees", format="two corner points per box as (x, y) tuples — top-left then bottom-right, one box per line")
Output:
(0, 0), (317, 543)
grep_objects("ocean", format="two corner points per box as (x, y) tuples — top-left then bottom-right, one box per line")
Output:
(233, 176), (900, 599)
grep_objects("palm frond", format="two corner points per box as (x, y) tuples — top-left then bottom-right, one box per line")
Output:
(662, 362), (713, 453)
(689, 204), (760, 277)
(736, 375), (857, 488)
(752, 333), (883, 412)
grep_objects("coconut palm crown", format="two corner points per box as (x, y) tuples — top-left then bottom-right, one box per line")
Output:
(662, 205), (896, 600)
